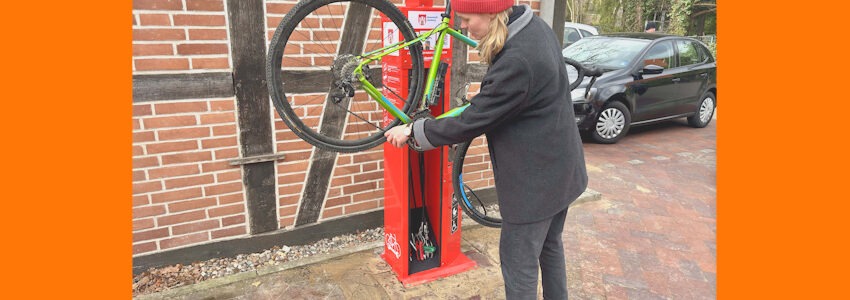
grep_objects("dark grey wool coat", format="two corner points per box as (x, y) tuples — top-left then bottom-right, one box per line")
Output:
(412, 5), (588, 224)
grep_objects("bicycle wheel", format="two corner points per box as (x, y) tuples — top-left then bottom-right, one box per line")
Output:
(267, 0), (424, 152)
(451, 138), (502, 228)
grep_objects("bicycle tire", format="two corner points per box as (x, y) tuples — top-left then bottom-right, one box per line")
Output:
(451, 140), (502, 228)
(563, 57), (585, 91)
(267, 0), (424, 152)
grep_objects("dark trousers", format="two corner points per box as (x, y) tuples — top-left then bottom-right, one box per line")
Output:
(500, 207), (569, 300)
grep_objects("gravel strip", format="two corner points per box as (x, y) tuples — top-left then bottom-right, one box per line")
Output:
(132, 227), (385, 296)
(130, 191), (597, 297)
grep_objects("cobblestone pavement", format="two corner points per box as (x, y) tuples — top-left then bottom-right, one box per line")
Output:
(566, 118), (717, 299)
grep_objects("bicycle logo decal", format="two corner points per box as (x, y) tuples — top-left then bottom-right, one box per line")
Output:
(385, 233), (401, 259)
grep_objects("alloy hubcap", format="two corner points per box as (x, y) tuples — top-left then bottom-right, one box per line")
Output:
(596, 108), (625, 139)
(700, 98), (714, 123)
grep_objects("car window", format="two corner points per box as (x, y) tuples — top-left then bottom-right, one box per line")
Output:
(676, 40), (702, 66)
(563, 28), (581, 45)
(642, 41), (676, 69)
(563, 37), (650, 70)
(580, 29), (595, 37)
(696, 42), (714, 62)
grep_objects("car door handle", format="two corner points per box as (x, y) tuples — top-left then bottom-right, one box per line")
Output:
(699, 73), (708, 77)
(672, 78), (681, 82)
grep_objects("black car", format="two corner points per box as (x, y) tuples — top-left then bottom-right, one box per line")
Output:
(563, 33), (717, 143)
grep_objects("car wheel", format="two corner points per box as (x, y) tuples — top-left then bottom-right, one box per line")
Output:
(591, 101), (630, 144)
(687, 92), (716, 128)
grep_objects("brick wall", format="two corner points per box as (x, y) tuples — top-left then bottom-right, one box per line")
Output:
(133, 0), (241, 256)
(133, 0), (541, 257)
(133, 0), (231, 72)
(132, 98), (244, 254)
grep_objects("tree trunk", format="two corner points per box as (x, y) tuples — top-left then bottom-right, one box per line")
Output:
(576, 0), (582, 23)
(616, 0), (623, 30)
(574, 0), (580, 23)
(694, 13), (706, 35)
(568, 0), (585, 23)
(636, 1), (643, 31)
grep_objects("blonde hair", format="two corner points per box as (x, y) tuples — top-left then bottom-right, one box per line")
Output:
(477, 8), (512, 65)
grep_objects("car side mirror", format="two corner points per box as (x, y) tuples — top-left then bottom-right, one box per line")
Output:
(641, 64), (664, 75)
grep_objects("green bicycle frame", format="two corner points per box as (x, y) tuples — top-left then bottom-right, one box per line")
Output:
(353, 15), (478, 124)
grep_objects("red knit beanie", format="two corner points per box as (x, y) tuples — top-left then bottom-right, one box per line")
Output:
(452, 0), (514, 14)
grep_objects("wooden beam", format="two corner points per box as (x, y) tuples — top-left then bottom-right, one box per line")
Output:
(296, 2), (373, 227)
(131, 67), (393, 102)
(449, 21), (468, 109)
(227, 0), (278, 234)
(228, 153), (287, 166)
(273, 68), (383, 94)
(132, 72), (233, 102)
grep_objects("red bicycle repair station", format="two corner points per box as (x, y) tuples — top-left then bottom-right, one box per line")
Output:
(380, 0), (477, 286)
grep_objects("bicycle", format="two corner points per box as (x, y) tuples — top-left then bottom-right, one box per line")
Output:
(266, 0), (601, 227)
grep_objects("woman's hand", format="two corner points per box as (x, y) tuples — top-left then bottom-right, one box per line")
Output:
(384, 124), (411, 148)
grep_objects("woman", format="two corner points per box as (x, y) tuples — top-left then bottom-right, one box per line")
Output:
(385, 0), (588, 298)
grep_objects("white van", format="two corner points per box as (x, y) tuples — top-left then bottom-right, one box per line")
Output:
(563, 22), (599, 48)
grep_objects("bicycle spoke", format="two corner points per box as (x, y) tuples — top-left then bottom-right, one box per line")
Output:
(334, 100), (382, 132)
(303, 8), (336, 56)
(383, 85), (406, 105)
(322, 7), (348, 53)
